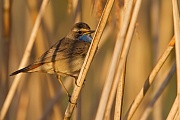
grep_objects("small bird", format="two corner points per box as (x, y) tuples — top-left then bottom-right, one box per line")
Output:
(10, 22), (95, 96)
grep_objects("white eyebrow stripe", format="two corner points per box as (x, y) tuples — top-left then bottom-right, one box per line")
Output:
(72, 28), (90, 33)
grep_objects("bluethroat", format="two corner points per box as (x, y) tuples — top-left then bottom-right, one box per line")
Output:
(10, 22), (95, 97)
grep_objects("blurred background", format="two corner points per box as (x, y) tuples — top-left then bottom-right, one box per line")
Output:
(0, 0), (177, 120)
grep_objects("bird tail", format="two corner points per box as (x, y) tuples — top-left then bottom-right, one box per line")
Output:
(10, 63), (43, 76)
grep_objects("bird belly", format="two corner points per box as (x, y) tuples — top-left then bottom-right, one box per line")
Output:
(31, 57), (85, 77)
(55, 57), (85, 76)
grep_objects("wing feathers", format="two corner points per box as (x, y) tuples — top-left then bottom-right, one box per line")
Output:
(10, 63), (43, 76)
(10, 38), (90, 76)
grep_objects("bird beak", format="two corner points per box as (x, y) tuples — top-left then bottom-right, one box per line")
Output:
(81, 29), (95, 34)
(88, 30), (95, 34)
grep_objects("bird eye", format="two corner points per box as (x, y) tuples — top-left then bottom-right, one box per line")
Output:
(78, 31), (82, 35)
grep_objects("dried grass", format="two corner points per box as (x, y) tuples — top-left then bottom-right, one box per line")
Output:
(0, 0), (179, 120)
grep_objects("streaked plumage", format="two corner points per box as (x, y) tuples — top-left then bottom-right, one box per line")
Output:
(10, 22), (94, 79)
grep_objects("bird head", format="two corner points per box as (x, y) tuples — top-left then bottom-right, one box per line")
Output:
(67, 22), (95, 43)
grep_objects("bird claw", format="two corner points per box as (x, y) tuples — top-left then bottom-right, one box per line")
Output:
(75, 79), (80, 87)
(82, 79), (86, 87)
(68, 93), (71, 98)
(68, 95), (77, 105)
(75, 78), (86, 87)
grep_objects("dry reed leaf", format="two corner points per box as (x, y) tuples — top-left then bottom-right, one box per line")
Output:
(123, 36), (175, 120)
(140, 62), (176, 120)
(0, 0), (49, 119)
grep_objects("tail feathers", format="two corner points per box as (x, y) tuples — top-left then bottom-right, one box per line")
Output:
(10, 63), (43, 76)
(10, 68), (26, 76)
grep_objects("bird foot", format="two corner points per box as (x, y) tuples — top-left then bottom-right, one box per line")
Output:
(75, 78), (86, 87)
(68, 95), (77, 105)
(75, 79), (80, 87)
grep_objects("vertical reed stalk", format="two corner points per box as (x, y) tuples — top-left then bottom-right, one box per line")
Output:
(123, 37), (175, 120)
(64, 0), (115, 119)
(0, 0), (49, 119)
(172, 1), (180, 119)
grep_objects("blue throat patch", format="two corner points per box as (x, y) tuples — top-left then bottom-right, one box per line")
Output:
(79, 34), (92, 43)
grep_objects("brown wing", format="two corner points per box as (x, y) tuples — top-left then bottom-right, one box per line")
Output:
(34, 38), (90, 64)
(10, 38), (90, 76)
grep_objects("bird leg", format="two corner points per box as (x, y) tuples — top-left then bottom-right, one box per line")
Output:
(74, 76), (81, 87)
(56, 75), (77, 104)
(74, 77), (87, 87)
(72, 76), (87, 87)
(56, 75), (71, 98)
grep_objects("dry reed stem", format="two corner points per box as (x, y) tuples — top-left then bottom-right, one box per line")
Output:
(167, 96), (178, 120)
(172, 1), (180, 119)
(104, 66), (126, 120)
(140, 62), (176, 120)
(99, 0), (142, 119)
(114, 65), (126, 120)
(63, 0), (115, 119)
(104, 0), (125, 120)
(0, 0), (49, 119)
(112, 0), (143, 119)
(123, 37), (175, 120)
(97, 0), (134, 119)
(98, 26), (117, 120)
